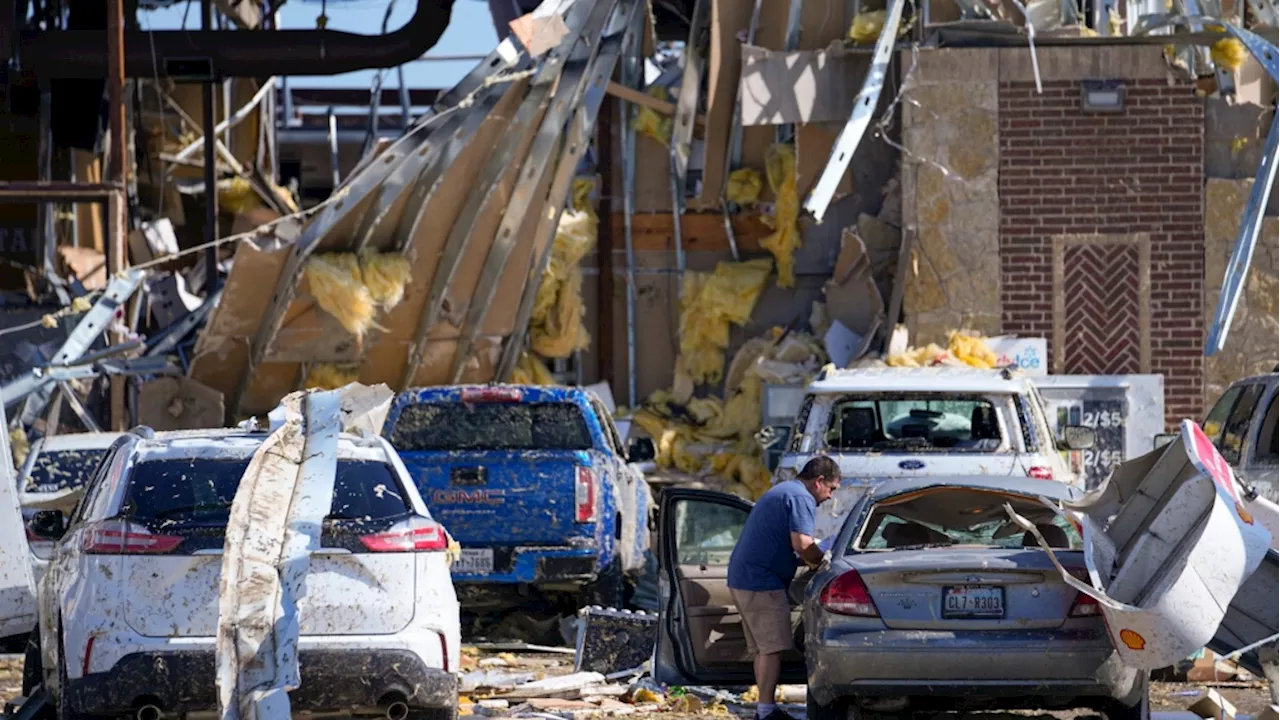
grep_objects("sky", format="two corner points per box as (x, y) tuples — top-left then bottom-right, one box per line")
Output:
(141, 0), (501, 92)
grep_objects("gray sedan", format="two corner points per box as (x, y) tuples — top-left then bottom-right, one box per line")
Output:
(651, 476), (1148, 720)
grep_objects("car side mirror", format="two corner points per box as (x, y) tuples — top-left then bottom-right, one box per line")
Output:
(1060, 425), (1097, 451)
(628, 437), (656, 463)
(1153, 432), (1179, 450)
(29, 510), (68, 541)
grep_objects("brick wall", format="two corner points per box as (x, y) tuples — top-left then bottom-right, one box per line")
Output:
(999, 78), (1205, 428)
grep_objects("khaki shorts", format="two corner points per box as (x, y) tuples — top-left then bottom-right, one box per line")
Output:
(731, 587), (793, 656)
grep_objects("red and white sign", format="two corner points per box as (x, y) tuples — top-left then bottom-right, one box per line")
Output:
(1183, 420), (1251, 522)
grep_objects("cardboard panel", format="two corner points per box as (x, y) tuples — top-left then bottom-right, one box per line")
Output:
(694, 0), (764, 209)
(795, 0), (855, 201)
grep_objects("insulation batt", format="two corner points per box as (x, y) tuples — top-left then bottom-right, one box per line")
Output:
(886, 329), (1000, 368)
(633, 85), (674, 146)
(759, 144), (802, 288)
(303, 253), (377, 338)
(530, 178), (596, 359)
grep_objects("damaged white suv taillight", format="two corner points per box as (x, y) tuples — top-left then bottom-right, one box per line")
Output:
(82, 520), (183, 555)
(359, 517), (448, 552)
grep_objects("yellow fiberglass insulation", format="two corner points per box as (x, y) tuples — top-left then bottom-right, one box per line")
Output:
(359, 250), (412, 310)
(848, 10), (886, 44)
(9, 426), (29, 469)
(305, 253), (377, 338)
(760, 144), (801, 288)
(726, 167), (764, 206)
(887, 330), (999, 369)
(307, 363), (361, 390)
(634, 86), (674, 146)
(1211, 38), (1247, 72)
(676, 258), (774, 385)
(530, 178), (596, 358)
(510, 351), (557, 386)
(218, 177), (259, 216)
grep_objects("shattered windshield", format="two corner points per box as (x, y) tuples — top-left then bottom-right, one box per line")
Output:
(25, 448), (110, 493)
(854, 489), (1081, 551)
(122, 458), (411, 526)
(826, 395), (1010, 453)
(389, 402), (594, 452)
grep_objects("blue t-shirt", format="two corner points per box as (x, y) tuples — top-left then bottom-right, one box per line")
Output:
(727, 480), (817, 591)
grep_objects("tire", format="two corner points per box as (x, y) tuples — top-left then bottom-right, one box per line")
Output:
(806, 694), (850, 720)
(23, 633), (43, 697)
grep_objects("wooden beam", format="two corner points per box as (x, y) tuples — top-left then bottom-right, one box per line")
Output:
(609, 212), (770, 253)
(605, 81), (707, 130)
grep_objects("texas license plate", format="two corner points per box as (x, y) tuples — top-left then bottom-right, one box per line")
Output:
(454, 549), (495, 574)
(942, 585), (1004, 618)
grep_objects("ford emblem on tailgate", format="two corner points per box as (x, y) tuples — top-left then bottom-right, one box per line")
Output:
(899, 460), (925, 470)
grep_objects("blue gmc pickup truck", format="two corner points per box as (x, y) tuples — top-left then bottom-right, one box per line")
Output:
(384, 385), (655, 611)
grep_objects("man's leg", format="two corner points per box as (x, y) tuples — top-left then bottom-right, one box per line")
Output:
(754, 651), (782, 716)
(733, 588), (795, 719)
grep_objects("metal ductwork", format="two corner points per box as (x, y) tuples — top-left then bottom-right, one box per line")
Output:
(18, 0), (455, 79)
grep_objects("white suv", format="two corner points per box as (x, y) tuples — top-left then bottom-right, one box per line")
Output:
(26, 427), (460, 720)
(771, 367), (1094, 538)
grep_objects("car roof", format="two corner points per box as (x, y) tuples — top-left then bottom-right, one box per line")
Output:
(868, 475), (1079, 502)
(131, 428), (390, 462)
(1227, 373), (1278, 389)
(807, 367), (1029, 395)
(34, 431), (126, 452)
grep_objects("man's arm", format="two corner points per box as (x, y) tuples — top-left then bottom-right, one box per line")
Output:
(791, 532), (825, 567)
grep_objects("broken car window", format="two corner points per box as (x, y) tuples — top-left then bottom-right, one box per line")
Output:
(389, 402), (593, 452)
(853, 489), (1081, 552)
(825, 395), (1007, 453)
(121, 458), (412, 526)
(25, 448), (111, 493)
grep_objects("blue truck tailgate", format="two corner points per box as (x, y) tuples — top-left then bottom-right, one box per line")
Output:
(400, 448), (594, 545)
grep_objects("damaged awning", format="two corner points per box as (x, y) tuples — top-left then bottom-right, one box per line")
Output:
(189, 0), (645, 421)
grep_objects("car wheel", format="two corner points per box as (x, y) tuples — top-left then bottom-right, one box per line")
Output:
(806, 694), (849, 720)
(22, 634), (43, 697)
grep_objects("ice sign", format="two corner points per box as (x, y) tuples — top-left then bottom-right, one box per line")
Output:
(985, 337), (1048, 376)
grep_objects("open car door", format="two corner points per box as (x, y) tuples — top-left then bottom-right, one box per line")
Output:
(0, 400), (38, 643)
(654, 487), (808, 687)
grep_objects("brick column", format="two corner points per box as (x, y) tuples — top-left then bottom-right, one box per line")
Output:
(998, 76), (1205, 429)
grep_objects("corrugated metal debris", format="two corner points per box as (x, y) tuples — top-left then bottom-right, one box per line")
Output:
(215, 383), (393, 720)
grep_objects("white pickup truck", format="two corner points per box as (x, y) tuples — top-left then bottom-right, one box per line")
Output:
(1200, 371), (1278, 503)
(769, 366), (1096, 538)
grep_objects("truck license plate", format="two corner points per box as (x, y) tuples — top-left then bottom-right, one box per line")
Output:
(942, 586), (1004, 618)
(454, 549), (494, 574)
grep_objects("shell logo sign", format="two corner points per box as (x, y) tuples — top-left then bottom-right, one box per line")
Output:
(1118, 629), (1146, 651)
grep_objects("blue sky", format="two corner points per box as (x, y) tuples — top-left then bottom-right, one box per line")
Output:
(141, 0), (500, 91)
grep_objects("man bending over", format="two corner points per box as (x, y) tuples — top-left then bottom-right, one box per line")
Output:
(727, 456), (842, 720)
